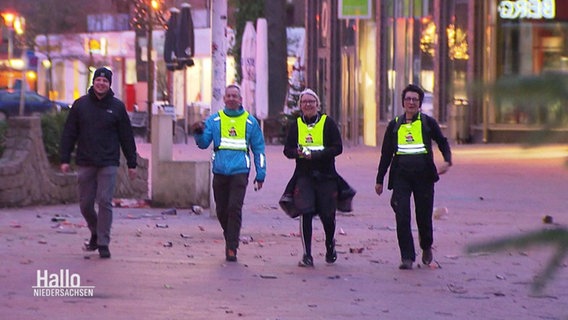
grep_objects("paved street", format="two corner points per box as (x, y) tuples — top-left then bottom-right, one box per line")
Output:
(1, 142), (567, 320)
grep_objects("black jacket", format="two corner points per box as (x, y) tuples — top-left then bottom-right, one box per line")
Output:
(59, 87), (137, 168)
(376, 112), (452, 189)
(283, 112), (343, 177)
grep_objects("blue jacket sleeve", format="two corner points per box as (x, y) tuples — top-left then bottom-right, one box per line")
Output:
(194, 114), (217, 149)
(248, 116), (266, 182)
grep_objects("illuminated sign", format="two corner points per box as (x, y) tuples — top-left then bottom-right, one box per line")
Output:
(498, 0), (556, 19)
(338, 0), (372, 19)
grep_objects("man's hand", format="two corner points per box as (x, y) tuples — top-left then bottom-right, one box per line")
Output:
(128, 168), (137, 180)
(60, 163), (70, 173)
(375, 183), (383, 196)
(254, 180), (264, 191)
(438, 161), (451, 175)
(191, 121), (205, 134)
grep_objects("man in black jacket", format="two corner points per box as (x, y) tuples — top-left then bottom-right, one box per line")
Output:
(375, 84), (452, 270)
(60, 67), (137, 259)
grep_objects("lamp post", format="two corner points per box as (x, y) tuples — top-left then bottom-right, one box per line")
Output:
(131, 0), (166, 142)
(146, 1), (155, 142)
(2, 12), (25, 115)
(2, 13), (16, 89)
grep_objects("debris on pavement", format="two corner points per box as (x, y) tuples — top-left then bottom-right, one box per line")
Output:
(447, 283), (467, 294)
(542, 215), (554, 224)
(191, 205), (203, 215)
(51, 214), (68, 222)
(161, 208), (177, 215)
(433, 207), (448, 220)
(156, 223), (169, 228)
(349, 247), (364, 253)
(112, 198), (151, 208)
(56, 229), (77, 234)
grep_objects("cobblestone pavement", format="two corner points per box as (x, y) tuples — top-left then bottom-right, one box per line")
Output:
(1, 143), (567, 320)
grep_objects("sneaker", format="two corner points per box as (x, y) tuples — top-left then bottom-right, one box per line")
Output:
(226, 249), (237, 262)
(298, 255), (314, 267)
(422, 248), (433, 265)
(399, 259), (413, 270)
(98, 246), (111, 259)
(325, 241), (337, 264)
(84, 234), (97, 251)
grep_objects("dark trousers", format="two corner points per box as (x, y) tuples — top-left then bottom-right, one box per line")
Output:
(294, 175), (338, 256)
(212, 173), (249, 251)
(390, 171), (434, 261)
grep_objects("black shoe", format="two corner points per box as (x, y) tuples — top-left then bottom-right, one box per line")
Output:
(84, 234), (97, 251)
(399, 259), (413, 270)
(98, 246), (111, 259)
(422, 248), (433, 265)
(298, 255), (314, 267)
(325, 241), (337, 264)
(226, 248), (237, 262)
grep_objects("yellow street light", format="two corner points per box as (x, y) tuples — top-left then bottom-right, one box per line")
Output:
(151, 0), (160, 10)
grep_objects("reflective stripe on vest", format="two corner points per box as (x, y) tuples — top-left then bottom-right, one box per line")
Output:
(396, 114), (427, 155)
(297, 114), (326, 151)
(219, 110), (249, 151)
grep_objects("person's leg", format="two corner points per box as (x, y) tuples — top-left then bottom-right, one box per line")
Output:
(294, 176), (316, 266)
(299, 212), (315, 256)
(414, 179), (435, 264)
(77, 166), (98, 248)
(212, 174), (230, 241)
(224, 174), (248, 254)
(315, 179), (338, 263)
(391, 174), (415, 265)
(95, 166), (118, 247)
(95, 166), (117, 258)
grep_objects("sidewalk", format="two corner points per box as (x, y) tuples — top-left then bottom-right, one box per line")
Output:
(1, 143), (567, 319)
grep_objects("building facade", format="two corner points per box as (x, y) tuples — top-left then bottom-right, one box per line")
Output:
(306, 0), (568, 145)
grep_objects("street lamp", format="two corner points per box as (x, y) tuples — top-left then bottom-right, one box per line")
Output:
(2, 12), (23, 89)
(131, 0), (166, 142)
(146, 0), (159, 142)
(2, 12), (26, 115)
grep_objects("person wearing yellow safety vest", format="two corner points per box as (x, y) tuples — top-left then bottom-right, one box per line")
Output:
(375, 84), (452, 270)
(283, 88), (343, 267)
(191, 84), (266, 262)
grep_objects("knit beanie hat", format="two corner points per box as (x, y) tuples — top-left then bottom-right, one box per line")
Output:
(93, 67), (113, 85)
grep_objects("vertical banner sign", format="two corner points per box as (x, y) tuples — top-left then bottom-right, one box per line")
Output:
(338, 0), (372, 19)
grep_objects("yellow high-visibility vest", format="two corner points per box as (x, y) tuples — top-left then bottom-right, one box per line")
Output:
(396, 114), (427, 155)
(219, 110), (248, 151)
(297, 114), (327, 151)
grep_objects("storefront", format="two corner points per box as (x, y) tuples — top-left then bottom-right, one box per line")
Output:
(478, 0), (568, 142)
(306, 0), (568, 146)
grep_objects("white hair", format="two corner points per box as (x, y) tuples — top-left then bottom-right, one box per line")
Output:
(299, 88), (321, 110)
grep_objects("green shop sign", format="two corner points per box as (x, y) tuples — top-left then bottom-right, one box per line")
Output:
(338, 0), (372, 19)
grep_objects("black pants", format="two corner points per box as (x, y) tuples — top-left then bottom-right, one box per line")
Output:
(390, 170), (434, 262)
(212, 173), (249, 251)
(294, 175), (338, 256)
